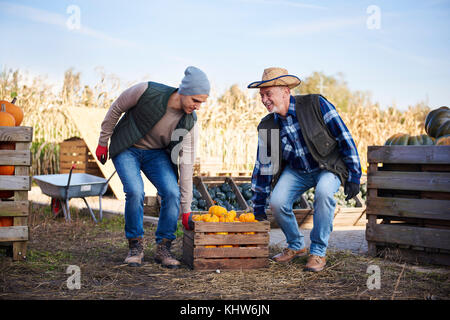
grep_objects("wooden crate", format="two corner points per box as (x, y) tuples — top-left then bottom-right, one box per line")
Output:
(366, 145), (450, 266)
(183, 221), (270, 271)
(0, 126), (33, 261)
(59, 137), (101, 176)
(193, 176), (250, 213)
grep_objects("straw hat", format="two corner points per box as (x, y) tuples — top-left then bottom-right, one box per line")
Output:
(247, 67), (301, 89)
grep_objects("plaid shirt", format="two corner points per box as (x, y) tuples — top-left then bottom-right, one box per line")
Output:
(251, 95), (361, 215)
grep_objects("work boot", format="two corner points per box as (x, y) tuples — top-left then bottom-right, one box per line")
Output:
(304, 254), (327, 272)
(124, 238), (144, 267)
(272, 247), (308, 263)
(154, 239), (181, 269)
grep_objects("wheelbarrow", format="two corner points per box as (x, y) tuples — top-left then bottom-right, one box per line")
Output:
(33, 165), (116, 223)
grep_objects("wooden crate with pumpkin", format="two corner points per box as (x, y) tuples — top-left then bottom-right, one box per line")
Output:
(183, 214), (270, 271)
(192, 176), (250, 214)
(0, 99), (32, 261)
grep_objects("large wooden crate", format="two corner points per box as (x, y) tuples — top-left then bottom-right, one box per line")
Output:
(193, 176), (250, 213)
(183, 221), (270, 271)
(366, 145), (450, 266)
(0, 126), (33, 261)
(59, 137), (101, 176)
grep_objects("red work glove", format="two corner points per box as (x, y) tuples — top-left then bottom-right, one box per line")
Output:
(182, 212), (194, 230)
(96, 144), (108, 164)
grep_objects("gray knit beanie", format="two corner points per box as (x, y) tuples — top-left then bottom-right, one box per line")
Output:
(179, 66), (210, 96)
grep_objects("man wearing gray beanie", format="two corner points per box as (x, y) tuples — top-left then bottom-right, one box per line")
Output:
(96, 66), (210, 268)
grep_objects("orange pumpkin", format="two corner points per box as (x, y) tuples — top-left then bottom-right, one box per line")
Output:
(239, 213), (256, 222)
(435, 134), (450, 145)
(209, 205), (227, 217)
(209, 215), (219, 223)
(0, 102), (16, 126)
(0, 217), (13, 227)
(0, 98), (23, 126)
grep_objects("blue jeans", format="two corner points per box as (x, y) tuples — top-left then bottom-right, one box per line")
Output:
(112, 147), (180, 243)
(270, 165), (341, 257)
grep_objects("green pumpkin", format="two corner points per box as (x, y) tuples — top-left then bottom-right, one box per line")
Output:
(384, 133), (434, 146)
(425, 106), (450, 138)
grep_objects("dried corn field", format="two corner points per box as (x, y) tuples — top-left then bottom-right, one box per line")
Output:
(0, 68), (430, 175)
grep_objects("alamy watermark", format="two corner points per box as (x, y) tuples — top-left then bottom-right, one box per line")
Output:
(66, 5), (81, 31)
(66, 265), (81, 290)
(366, 264), (381, 290)
(366, 5), (381, 30)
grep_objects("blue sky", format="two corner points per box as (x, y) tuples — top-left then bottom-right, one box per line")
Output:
(1, 0), (449, 109)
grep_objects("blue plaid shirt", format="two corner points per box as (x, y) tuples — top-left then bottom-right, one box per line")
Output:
(251, 95), (361, 215)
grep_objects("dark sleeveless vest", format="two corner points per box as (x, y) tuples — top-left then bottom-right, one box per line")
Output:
(109, 82), (197, 174)
(256, 94), (348, 188)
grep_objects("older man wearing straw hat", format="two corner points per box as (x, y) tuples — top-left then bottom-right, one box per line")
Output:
(247, 67), (361, 272)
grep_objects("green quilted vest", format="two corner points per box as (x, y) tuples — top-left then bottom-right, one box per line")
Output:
(109, 82), (197, 169)
(256, 94), (348, 189)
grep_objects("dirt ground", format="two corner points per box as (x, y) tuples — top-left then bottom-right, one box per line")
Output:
(0, 204), (449, 300)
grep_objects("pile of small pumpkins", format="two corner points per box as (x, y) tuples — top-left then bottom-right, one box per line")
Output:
(191, 205), (257, 223)
(0, 98), (24, 227)
(191, 205), (257, 249)
(385, 106), (450, 145)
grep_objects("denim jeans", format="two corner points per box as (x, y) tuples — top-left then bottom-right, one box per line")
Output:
(270, 165), (341, 257)
(112, 147), (180, 243)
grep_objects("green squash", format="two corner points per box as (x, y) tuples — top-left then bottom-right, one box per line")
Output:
(385, 133), (435, 146)
(425, 106), (450, 138)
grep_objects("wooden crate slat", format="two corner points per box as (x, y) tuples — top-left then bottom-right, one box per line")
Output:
(366, 197), (450, 221)
(368, 171), (450, 193)
(193, 176), (214, 208)
(0, 226), (28, 242)
(0, 176), (30, 191)
(366, 223), (450, 251)
(194, 221), (270, 233)
(227, 177), (250, 211)
(193, 258), (268, 271)
(60, 139), (86, 148)
(0, 201), (29, 217)
(60, 145), (87, 153)
(333, 208), (364, 227)
(0, 127), (33, 142)
(368, 146), (450, 164)
(0, 150), (31, 166)
(60, 154), (87, 162)
(194, 246), (268, 258)
(194, 233), (269, 246)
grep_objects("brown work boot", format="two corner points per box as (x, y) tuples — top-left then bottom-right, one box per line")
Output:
(124, 238), (144, 267)
(154, 239), (180, 269)
(304, 254), (326, 272)
(272, 247), (308, 263)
